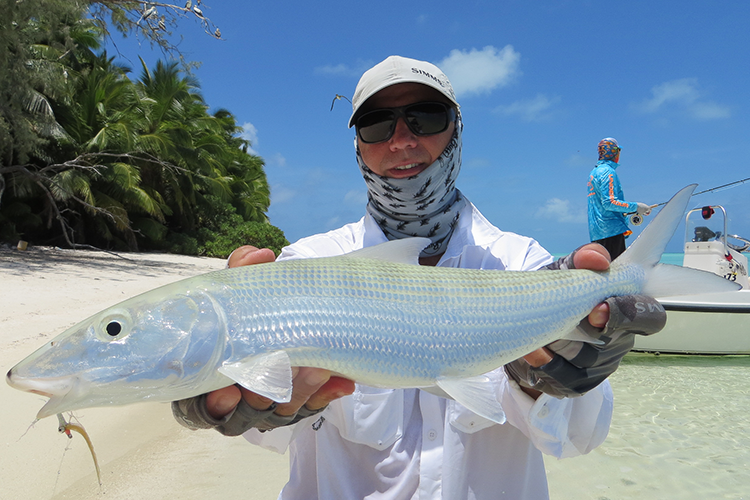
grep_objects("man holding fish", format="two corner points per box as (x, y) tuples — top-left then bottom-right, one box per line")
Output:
(172, 56), (667, 499)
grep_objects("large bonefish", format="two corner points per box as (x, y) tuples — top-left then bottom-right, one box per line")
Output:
(7, 185), (739, 425)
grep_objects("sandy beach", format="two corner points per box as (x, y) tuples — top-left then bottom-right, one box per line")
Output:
(0, 245), (289, 500)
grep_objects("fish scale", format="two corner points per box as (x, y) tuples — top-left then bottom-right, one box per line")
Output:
(217, 257), (636, 387)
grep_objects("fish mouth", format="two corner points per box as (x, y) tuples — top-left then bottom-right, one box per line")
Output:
(7, 367), (76, 419)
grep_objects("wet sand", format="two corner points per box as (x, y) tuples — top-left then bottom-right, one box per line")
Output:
(0, 245), (289, 499)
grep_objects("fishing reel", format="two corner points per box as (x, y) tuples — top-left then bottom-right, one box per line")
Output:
(628, 203), (658, 226)
(629, 213), (644, 226)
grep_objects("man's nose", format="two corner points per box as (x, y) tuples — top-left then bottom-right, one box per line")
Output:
(389, 118), (418, 149)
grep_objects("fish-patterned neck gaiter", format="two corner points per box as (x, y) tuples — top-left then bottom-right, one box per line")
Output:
(356, 116), (466, 258)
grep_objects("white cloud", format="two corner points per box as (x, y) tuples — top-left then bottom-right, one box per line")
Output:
(535, 198), (587, 224)
(343, 189), (368, 206)
(564, 153), (592, 168)
(314, 63), (351, 76)
(315, 61), (374, 78)
(638, 78), (700, 112)
(690, 101), (731, 120)
(270, 185), (296, 204)
(465, 157), (491, 169)
(325, 216), (342, 229)
(268, 153), (287, 168)
(240, 122), (259, 154)
(437, 45), (521, 97)
(633, 78), (730, 120)
(494, 94), (560, 122)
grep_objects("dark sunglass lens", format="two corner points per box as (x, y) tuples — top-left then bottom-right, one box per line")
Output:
(356, 103), (454, 143)
(406, 103), (450, 135)
(357, 109), (395, 143)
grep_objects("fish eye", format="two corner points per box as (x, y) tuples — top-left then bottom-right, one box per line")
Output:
(106, 321), (122, 336)
(96, 311), (132, 341)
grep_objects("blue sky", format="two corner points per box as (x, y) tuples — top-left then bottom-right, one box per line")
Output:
(109, 0), (750, 254)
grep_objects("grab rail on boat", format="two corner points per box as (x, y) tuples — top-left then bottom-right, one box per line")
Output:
(727, 234), (750, 252)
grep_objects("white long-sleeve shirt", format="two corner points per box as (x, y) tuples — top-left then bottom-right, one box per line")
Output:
(245, 199), (613, 500)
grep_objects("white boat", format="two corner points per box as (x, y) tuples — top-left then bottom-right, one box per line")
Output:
(633, 204), (750, 355)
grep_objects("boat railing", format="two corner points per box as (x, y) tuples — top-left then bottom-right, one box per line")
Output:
(685, 205), (728, 246)
(683, 205), (749, 288)
(727, 234), (750, 253)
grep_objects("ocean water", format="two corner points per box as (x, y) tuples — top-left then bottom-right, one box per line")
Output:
(659, 252), (684, 266)
(545, 354), (750, 499)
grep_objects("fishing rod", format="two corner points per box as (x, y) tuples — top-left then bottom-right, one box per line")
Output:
(629, 176), (750, 225)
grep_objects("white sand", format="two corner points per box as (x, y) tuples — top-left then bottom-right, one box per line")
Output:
(0, 245), (289, 499)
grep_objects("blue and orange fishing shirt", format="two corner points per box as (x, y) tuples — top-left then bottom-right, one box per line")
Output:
(587, 160), (638, 241)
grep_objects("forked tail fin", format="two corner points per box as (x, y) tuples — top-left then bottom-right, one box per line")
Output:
(617, 184), (696, 269)
(616, 184), (741, 297)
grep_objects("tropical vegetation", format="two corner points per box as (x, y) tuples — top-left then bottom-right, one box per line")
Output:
(0, 0), (287, 256)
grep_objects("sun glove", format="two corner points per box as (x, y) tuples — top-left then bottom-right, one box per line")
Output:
(504, 249), (666, 398)
(172, 391), (326, 436)
(636, 202), (652, 215)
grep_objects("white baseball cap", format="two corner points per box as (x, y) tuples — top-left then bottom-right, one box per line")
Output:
(348, 55), (459, 128)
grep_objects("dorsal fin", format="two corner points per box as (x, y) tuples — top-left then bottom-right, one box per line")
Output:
(342, 237), (430, 265)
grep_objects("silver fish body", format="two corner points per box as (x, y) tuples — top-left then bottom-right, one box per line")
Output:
(6, 185), (740, 423)
(217, 255), (643, 387)
(5, 253), (638, 417)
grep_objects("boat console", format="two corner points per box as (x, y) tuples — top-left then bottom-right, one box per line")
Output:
(683, 205), (749, 289)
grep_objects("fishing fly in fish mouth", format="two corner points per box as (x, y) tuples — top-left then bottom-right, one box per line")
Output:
(5, 54), (741, 500)
(57, 413), (101, 485)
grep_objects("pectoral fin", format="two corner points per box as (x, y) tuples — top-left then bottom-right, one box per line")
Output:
(218, 351), (293, 403)
(421, 385), (452, 399)
(436, 375), (507, 424)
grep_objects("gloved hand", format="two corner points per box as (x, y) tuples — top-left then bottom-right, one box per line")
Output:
(172, 395), (326, 436)
(504, 248), (667, 398)
(636, 202), (652, 215)
(504, 294), (666, 398)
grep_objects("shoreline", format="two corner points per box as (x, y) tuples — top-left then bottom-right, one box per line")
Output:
(0, 245), (289, 499)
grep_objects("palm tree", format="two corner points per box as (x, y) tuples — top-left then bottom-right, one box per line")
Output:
(2, 5), (275, 253)
(133, 60), (270, 235)
(213, 109), (271, 222)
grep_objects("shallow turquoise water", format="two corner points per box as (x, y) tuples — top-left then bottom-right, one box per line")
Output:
(659, 252), (684, 266)
(545, 354), (750, 499)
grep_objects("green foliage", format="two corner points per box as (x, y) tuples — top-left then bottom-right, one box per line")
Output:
(0, 0), (89, 166)
(202, 219), (289, 258)
(193, 195), (289, 257)
(0, 3), (282, 256)
(150, 194), (289, 257)
(163, 231), (200, 256)
(0, 201), (42, 241)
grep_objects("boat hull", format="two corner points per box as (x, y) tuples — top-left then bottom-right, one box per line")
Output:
(632, 290), (750, 354)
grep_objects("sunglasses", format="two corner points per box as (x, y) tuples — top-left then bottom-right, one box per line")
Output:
(355, 102), (456, 144)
